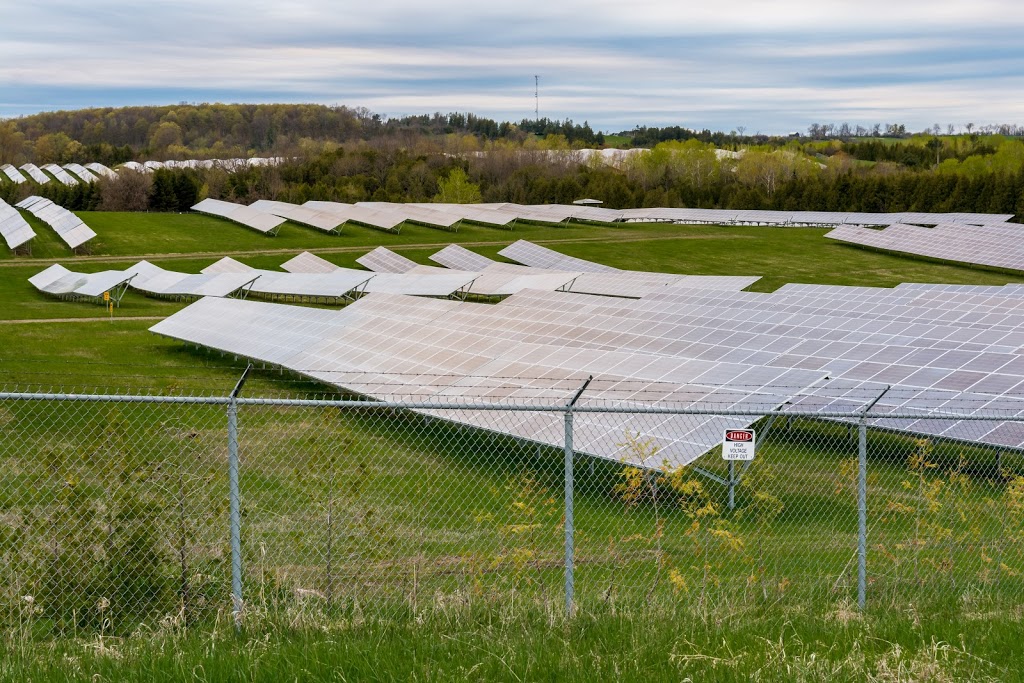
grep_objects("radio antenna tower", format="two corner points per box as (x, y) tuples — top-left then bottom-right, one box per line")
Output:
(534, 75), (539, 121)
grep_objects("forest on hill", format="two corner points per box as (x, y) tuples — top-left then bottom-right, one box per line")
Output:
(1, 104), (1023, 218)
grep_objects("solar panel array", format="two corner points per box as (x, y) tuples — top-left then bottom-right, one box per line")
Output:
(19, 164), (49, 184)
(493, 285), (1024, 443)
(249, 200), (346, 233)
(40, 163), (78, 186)
(151, 295), (824, 469)
(1, 164), (26, 184)
(29, 264), (137, 300)
(63, 163), (100, 183)
(302, 202), (407, 233)
(127, 260), (259, 299)
(85, 162), (118, 179)
(0, 198), (35, 250)
(356, 246), (420, 273)
(430, 244), (497, 271)
(191, 198), (287, 235)
(826, 222), (1024, 272)
(201, 255), (477, 299)
(14, 196), (96, 249)
(356, 202), (463, 231)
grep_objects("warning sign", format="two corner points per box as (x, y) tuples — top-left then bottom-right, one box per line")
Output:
(722, 429), (756, 461)
(103, 291), (110, 301)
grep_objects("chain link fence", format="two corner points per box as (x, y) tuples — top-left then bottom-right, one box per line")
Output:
(1, 388), (1022, 636)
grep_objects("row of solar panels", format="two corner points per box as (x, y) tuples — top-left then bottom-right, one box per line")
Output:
(12, 196), (96, 250)
(827, 222), (1024, 273)
(0, 163), (116, 186)
(0, 198), (35, 251)
(29, 241), (759, 304)
(150, 271), (1024, 469)
(0, 158), (288, 186)
(192, 198), (1018, 235)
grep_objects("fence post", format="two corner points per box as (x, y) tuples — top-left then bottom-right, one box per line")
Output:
(857, 415), (867, 610)
(563, 409), (575, 616)
(228, 365), (252, 629)
(563, 375), (592, 616)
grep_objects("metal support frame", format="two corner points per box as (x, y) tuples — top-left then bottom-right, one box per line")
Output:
(228, 364), (253, 629)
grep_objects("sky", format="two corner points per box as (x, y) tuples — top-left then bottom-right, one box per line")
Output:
(3, 0), (1024, 134)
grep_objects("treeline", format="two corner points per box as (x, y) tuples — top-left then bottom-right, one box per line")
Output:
(0, 105), (610, 166)
(3, 140), (1021, 218)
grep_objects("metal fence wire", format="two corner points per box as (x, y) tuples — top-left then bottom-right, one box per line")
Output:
(0, 389), (1022, 635)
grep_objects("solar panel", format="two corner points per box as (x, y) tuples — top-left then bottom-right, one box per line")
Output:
(498, 240), (620, 273)
(40, 163), (79, 186)
(85, 162), (118, 179)
(151, 295), (824, 468)
(191, 198), (287, 235)
(356, 202), (463, 231)
(356, 247), (420, 273)
(302, 201), (406, 233)
(63, 163), (99, 183)
(128, 260), (260, 299)
(249, 200), (345, 233)
(1, 164), (26, 184)
(430, 245), (496, 271)
(827, 223), (1024, 272)
(14, 196), (96, 250)
(412, 203), (519, 228)
(19, 164), (50, 184)
(0, 198), (35, 251)
(200, 257), (254, 274)
(280, 252), (340, 274)
(29, 264), (138, 300)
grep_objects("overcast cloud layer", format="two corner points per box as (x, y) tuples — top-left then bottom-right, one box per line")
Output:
(2, 0), (1024, 133)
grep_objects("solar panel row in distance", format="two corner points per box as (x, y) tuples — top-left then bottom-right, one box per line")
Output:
(14, 196), (96, 250)
(41, 163), (79, 186)
(191, 198), (287, 235)
(63, 163), (100, 183)
(85, 162), (118, 179)
(249, 200), (346, 233)
(0, 198), (35, 251)
(19, 164), (49, 184)
(302, 201), (407, 233)
(826, 222), (1024, 272)
(1, 164), (27, 184)
(355, 202), (463, 231)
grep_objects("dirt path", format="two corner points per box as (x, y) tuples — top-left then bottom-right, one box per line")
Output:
(0, 316), (165, 325)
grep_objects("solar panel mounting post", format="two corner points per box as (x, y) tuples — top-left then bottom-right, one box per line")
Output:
(563, 375), (592, 616)
(228, 364), (253, 629)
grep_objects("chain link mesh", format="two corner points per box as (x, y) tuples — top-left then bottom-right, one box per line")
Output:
(1, 392), (1022, 635)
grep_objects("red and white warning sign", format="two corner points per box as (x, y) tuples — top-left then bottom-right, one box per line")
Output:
(722, 429), (756, 461)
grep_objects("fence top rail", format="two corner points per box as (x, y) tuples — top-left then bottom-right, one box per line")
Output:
(0, 390), (1021, 422)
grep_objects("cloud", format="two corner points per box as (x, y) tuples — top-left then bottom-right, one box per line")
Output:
(2, 0), (1024, 132)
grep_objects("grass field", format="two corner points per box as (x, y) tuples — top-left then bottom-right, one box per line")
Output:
(2, 212), (1024, 680)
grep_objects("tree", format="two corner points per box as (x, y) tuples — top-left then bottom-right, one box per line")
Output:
(98, 170), (153, 211)
(433, 168), (482, 203)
